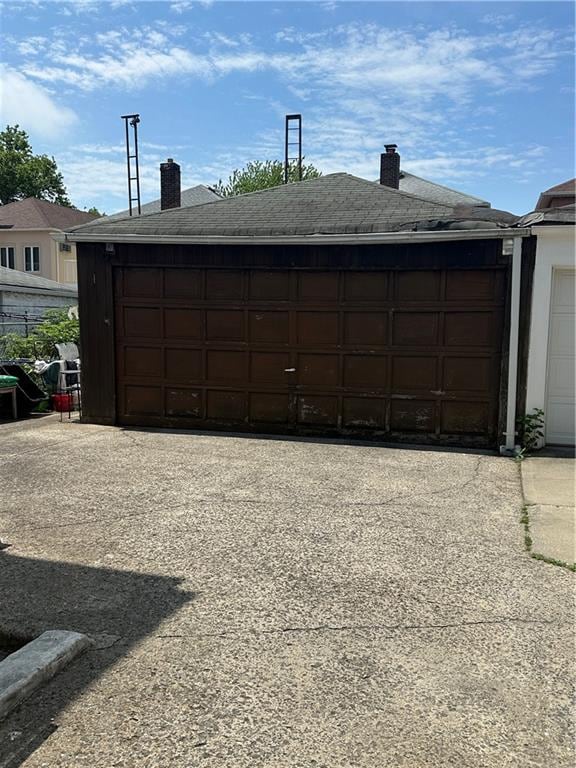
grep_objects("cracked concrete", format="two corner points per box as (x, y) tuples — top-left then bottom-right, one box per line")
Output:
(0, 414), (574, 767)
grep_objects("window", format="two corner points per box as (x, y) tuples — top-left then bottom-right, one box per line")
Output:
(24, 246), (40, 272)
(0, 246), (15, 269)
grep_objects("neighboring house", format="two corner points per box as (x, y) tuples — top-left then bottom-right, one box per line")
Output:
(0, 199), (97, 285)
(102, 183), (220, 222)
(376, 145), (491, 208)
(519, 178), (575, 446)
(0, 265), (78, 338)
(63, 148), (530, 451)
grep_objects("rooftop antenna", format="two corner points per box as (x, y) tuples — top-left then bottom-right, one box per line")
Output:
(284, 114), (302, 184)
(121, 113), (141, 216)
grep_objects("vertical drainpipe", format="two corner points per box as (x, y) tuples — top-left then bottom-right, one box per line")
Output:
(503, 236), (523, 453)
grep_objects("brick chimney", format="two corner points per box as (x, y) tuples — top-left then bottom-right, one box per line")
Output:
(160, 158), (181, 210)
(379, 144), (400, 189)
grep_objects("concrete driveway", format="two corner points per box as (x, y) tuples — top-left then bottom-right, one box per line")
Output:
(0, 416), (573, 767)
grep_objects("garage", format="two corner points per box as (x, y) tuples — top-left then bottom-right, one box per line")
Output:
(545, 269), (575, 444)
(67, 173), (528, 447)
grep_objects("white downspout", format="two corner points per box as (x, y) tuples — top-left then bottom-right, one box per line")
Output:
(502, 236), (523, 453)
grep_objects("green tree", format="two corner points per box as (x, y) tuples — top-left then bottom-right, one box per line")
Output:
(0, 308), (79, 361)
(85, 206), (105, 217)
(214, 159), (321, 197)
(0, 125), (71, 206)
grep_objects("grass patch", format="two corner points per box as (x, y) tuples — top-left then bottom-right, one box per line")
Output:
(520, 504), (576, 572)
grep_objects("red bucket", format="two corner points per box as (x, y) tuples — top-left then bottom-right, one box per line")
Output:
(52, 393), (74, 412)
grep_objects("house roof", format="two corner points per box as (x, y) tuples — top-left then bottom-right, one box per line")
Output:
(0, 266), (78, 296)
(102, 184), (221, 221)
(0, 198), (98, 230)
(516, 203), (576, 227)
(68, 173), (516, 241)
(398, 172), (490, 207)
(535, 178), (576, 210)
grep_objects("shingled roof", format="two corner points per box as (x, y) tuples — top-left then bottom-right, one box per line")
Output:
(0, 266), (78, 296)
(102, 184), (220, 221)
(68, 174), (515, 240)
(0, 198), (98, 230)
(398, 172), (490, 207)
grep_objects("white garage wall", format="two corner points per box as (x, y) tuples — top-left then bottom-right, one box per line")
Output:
(525, 226), (576, 444)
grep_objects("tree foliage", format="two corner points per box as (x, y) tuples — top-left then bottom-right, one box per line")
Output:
(0, 308), (79, 361)
(85, 206), (105, 217)
(214, 159), (321, 197)
(0, 125), (71, 206)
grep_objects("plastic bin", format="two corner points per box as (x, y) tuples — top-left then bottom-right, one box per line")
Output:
(52, 393), (74, 412)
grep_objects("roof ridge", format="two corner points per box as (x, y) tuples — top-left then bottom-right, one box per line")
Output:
(400, 171), (489, 205)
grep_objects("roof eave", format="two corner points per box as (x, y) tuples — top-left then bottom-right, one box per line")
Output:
(59, 229), (531, 246)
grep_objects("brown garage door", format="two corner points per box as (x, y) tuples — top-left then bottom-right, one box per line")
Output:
(114, 267), (506, 444)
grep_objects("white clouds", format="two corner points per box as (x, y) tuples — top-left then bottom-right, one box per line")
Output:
(15, 20), (566, 103)
(0, 67), (78, 140)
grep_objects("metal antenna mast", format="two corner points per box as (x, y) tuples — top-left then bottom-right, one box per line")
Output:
(284, 114), (302, 184)
(121, 113), (142, 216)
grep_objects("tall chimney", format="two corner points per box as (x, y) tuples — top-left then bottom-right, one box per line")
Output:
(379, 144), (400, 189)
(160, 158), (181, 210)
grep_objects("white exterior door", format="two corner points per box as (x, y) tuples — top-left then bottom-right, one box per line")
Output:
(545, 269), (575, 445)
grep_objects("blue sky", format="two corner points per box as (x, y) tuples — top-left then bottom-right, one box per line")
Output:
(1, 1), (574, 215)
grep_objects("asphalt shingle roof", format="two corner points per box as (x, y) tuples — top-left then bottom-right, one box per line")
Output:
(398, 172), (490, 207)
(0, 266), (78, 295)
(69, 174), (513, 240)
(102, 184), (220, 221)
(0, 198), (98, 230)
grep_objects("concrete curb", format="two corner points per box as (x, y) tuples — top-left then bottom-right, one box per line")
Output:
(0, 630), (91, 721)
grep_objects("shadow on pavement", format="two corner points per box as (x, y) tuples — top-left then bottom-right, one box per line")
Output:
(0, 551), (192, 767)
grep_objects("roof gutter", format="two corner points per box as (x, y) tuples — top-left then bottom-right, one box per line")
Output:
(58, 228), (531, 246)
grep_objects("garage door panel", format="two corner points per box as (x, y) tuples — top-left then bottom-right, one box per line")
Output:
(343, 397), (386, 428)
(297, 354), (339, 387)
(396, 271), (440, 301)
(392, 356), (437, 391)
(445, 312), (493, 347)
(344, 312), (387, 345)
(124, 346), (163, 378)
(343, 356), (387, 388)
(207, 350), (246, 382)
(115, 266), (504, 444)
(166, 388), (202, 418)
(443, 357), (492, 392)
(441, 401), (490, 434)
(206, 390), (246, 421)
(297, 312), (339, 345)
(123, 307), (161, 338)
(250, 393), (290, 423)
(250, 352), (290, 384)
(548, 314), (574, 355)
(164, 269), (203, 300)
(165, 308), (203, 339)
(298, 272), (338, 302)
(123, 268), (162, 298)
(343, 272), (388, 302)
(390, 400), (435, 432)
(446, 271), (494, 301)
(297, 395), (338, 425)
(206, 270), (243, 300)
(249, 311), (289, 343)
(206, 310), (244, 341)
(393, 314), (439, 346)
(125, 385), (163, 415)
(249, 271), (290, 301)
(165, 348), (203, 381)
